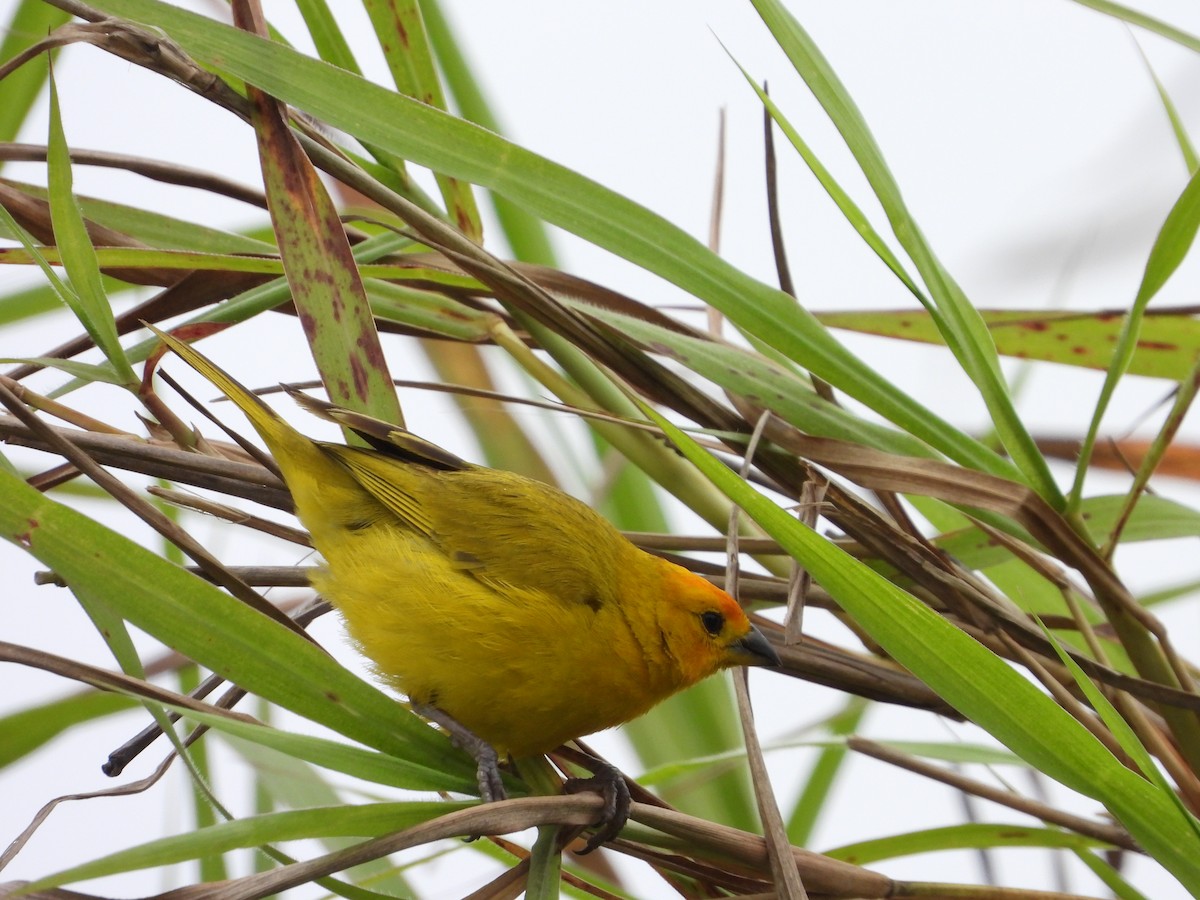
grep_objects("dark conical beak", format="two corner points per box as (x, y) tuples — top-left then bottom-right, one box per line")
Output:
(731, 625), (780, 668)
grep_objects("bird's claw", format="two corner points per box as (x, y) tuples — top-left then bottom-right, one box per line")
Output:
(563, 760), (631, 854)
(474, 742), (506, 804)
(413, 701), (506, 802)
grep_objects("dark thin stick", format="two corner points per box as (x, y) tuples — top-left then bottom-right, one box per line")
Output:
(763, 82), (794, 298)
(762, 83), (831, 405)
(156, 368), (282, 479)
(727, 410), (806, 898)
(708, 108), (726, 256)
(0, 142), (268, 208)
(849, 737), (1138, 851)
(954, 767), (998, 885)
(0, 414), (291, 509)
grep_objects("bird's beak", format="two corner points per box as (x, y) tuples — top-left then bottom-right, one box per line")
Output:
(730, 625), (780, 668)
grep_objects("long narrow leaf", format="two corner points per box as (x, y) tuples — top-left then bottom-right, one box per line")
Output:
(1069, 164), (1200, 508)
(748, 0), (1062, 505)
(45, 73), (136, 384)
(239, 28), (401, 424)
(361, 0), (481, 240)
(0, 1), (72, 146)
(27, 801), (463, 890)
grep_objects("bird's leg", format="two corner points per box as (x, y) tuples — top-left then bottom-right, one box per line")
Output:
(561, 755), (631, 854)
(412, 702), (506, 802)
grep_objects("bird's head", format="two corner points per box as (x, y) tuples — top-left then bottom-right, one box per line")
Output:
(655, 562), (780, 687)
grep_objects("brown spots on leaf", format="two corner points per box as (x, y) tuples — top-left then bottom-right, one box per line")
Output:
(14, 517), (38, 548)
(454, 204), (474, 235)
(1020, 320), (1049, 332)
(297, 310), (318, 340)
(1137, 340), (1178, 352)
(350, 355), (370, 401)
(356, 333), (388, 370)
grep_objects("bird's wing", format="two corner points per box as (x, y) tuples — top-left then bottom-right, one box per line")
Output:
(326, 445), (624, 610)
(323, 444), (437, 537)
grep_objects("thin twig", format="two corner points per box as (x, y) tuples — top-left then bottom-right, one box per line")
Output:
(848, 738), (1138, 851)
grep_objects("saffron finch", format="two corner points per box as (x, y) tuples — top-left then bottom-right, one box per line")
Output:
(152, 327), (779, 842)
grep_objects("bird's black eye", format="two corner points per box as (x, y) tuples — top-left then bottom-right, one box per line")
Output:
(700, 611), (725, 636)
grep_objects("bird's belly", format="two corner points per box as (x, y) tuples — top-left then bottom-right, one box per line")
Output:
(310, 527), (668, 757)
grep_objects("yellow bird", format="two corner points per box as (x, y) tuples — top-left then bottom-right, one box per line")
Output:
(152, 326), (778, 847)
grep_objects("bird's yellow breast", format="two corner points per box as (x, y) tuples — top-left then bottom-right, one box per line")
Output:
(310, 517), (681, 757)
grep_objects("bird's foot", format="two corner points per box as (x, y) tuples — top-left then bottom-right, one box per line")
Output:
(562, 759), (631, 854)
(412, 702), (506, 802)
(471, 740), (506, 804)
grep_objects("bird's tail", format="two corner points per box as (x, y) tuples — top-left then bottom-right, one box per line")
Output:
(147, 324), (331, 489)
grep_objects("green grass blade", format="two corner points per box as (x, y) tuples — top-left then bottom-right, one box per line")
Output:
(0, 356), (130, 383)
(1134, 41), (1198, 174)
(581, 303), (936, 456)
(44, 73), (136, 385)
(25, 801), (463, 890)
(826, 822), (1108, 865)
(728, 53), (926, 303)
(1070, 0), (1200, 52)
(1040, 622), (1200, 845)
(1074, 848), (1151, 900)
(0, 692), (136, 767)
(748, 0), (1061, 505)
(0, 178), (275, 253)
(0, 2), (71, 147)
(169, 703), (489, 793)
(420, 0), (556, 265)
(1069, 164), (1200, 509)
(816, 307), (1200, 381)
(294, 0), (361, 73)
(787, 697), (868, 845)
(361, 0), (481, 241)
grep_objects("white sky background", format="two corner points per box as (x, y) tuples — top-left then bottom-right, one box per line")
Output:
(2, 0), (1200, 897)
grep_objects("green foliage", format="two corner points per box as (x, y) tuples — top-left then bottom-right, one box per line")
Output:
(1, 1), (1199, 898)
